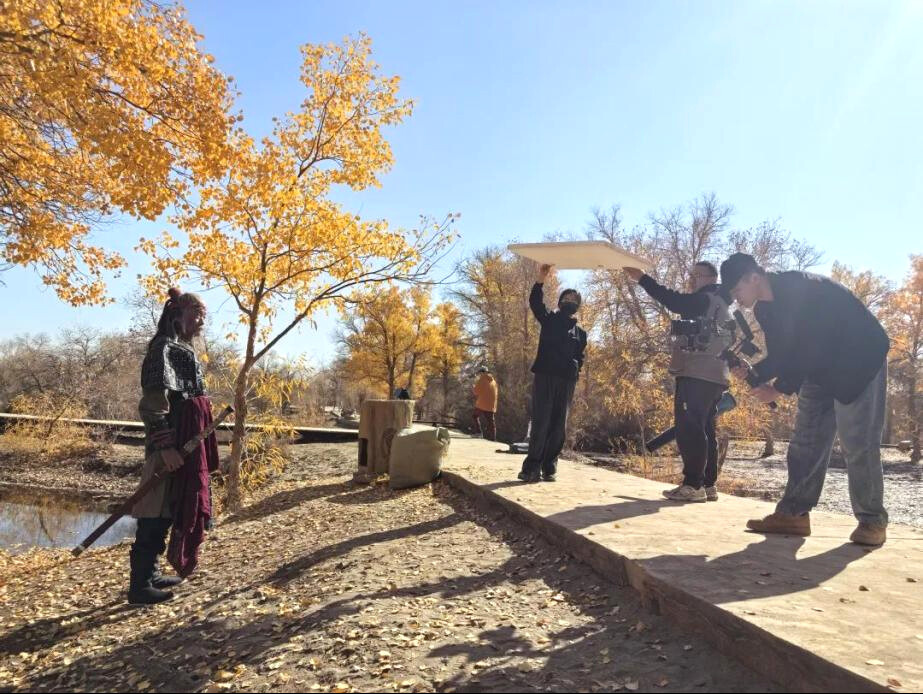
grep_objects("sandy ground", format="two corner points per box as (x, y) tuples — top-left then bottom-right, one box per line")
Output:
(0, 443), (775, 693)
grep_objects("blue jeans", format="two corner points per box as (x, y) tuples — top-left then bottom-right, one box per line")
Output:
(776, 363), (888, 526)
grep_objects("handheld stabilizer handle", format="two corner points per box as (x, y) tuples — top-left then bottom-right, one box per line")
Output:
(723, 313), (778, 410)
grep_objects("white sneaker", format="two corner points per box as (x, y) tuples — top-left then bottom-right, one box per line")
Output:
(663, 485), (707, 503)
(705, 486), (719, 502)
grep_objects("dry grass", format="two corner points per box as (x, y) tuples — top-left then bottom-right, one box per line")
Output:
(212, 425), (294, 513)
(1, 394), (107, 464)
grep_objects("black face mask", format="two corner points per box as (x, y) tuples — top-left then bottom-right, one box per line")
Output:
(559, 301), (579, 316)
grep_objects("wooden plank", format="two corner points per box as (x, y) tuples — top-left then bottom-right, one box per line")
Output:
(0, 412), (358, 441)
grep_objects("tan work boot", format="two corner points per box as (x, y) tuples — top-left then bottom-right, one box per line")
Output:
(746, 512), (811, 536)
(850, 523), (887, 546)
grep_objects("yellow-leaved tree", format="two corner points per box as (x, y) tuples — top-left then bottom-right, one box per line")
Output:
(884, 256), (923, 462)
(140, 35), (455, 509)
(831, 262), (892, 315)
(340, 285), (440, 397)
(427, 301), (470, 419)
(1, 0), (234, 304)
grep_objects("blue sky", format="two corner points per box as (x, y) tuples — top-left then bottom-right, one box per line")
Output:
(4, 0), (922, 365)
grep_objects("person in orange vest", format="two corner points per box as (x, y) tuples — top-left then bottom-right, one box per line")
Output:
(472, 367), (499, 440)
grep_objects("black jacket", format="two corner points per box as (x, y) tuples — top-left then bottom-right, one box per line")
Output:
(529, 283), (588, 381)
(751, 271), (889, 404)
(638, 275), (726, 318)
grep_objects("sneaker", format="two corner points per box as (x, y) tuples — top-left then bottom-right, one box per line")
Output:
(746, 512), (811, 536)
(704, 486), (719, 502)
(850, 522), (887, 546)
(662, 485), (707, 502)
(517, 471), (541, 484)
(541, 474), (556, 482)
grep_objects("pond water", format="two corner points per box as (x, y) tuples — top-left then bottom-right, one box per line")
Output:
(0, 500), (136, 553)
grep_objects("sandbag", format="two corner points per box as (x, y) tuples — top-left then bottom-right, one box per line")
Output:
(389, 427), (451, 490)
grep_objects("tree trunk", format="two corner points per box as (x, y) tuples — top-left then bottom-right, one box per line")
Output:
(407, 353), (418, 394)
(442, 364), (449, 421)
(910, 371), (921, 463)
(227, 318), (259, 513)
(717, 434), (730, 474)
(636, 412), (647, 456)
(760, 428), (775, 458)
(884, 401), (894, 446)
(226, 368), (250, 512)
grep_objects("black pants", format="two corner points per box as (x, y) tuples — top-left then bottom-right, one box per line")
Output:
(521, 373), (576, 477)
(674, 377), (725, 489)
(472, 408), (497, 441)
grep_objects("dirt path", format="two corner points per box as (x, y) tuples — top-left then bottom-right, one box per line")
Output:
(0, 443), (775, 693)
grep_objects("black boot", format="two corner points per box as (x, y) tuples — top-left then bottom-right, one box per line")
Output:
(151, 565), (183, 590)
(127, 519), (174, 605)
(128, 549), (174, 604)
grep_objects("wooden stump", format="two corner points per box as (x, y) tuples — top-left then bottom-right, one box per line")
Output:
(356, 399), (414, 482)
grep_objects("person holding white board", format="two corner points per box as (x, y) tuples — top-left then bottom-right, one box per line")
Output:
(518, 263), (588, 483)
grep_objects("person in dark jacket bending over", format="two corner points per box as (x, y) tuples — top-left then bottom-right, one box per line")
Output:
(518, 263), (588, 483)
(625, 262), (732, 503)
(720, 253), (890, 546)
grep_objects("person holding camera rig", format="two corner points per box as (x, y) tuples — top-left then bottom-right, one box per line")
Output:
(720, 253), (890, 546)
(625, 262), (733, 503)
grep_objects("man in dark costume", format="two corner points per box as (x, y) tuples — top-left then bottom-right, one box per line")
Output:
(129, 288), (219, 605)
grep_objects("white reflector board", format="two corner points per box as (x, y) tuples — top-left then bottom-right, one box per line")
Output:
(508, 240), (653, 271)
